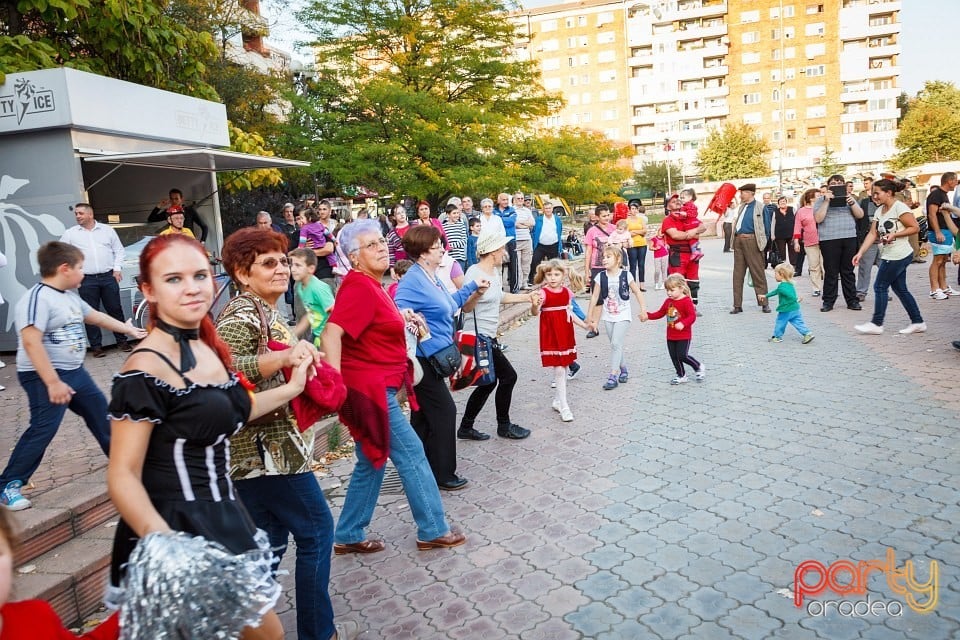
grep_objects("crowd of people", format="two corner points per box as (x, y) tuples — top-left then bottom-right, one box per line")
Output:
(1, 175), (959, 638)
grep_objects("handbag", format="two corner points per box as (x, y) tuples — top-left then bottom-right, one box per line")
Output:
(474, 333), (496, 386)
(426, 342), (462, 378)
(767, 244), (782, 268)
(449, 312), (488, 391)
(244, 294), (291, 427)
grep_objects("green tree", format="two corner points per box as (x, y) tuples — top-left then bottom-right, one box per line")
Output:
(893, 81), (960, 170)
(0, 0), (219, 98)
(818, 146), (844, 179)
(695, 121), (771, 181)
(502, 128), (633, 205)
(291, 0), (556, 204)
(633, 161), (683, 199)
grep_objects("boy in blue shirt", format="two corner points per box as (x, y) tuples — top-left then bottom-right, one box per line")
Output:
(466, 217), (481, 268)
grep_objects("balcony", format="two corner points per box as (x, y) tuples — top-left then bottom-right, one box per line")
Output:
(864, 63), (899, 80)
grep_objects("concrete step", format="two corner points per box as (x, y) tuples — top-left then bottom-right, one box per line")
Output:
(13, 470), (116, 627)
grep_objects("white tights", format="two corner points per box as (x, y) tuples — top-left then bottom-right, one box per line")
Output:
(553, 366), (568, 410)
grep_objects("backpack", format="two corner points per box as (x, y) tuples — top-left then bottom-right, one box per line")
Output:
(596, 270), (630, 306)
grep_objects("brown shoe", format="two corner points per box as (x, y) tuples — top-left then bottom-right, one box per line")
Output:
(333, 540), (385, 555)
(119, 342), (133, 352)
(417, 531), (466, 550)
(91, 348), (106, 358)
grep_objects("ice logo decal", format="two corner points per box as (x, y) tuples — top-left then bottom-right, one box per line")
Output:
(0, 79), (56, 125)
(0, 175), (67, 330)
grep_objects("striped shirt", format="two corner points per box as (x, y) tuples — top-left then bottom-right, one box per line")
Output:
(442, 218), (468, 261)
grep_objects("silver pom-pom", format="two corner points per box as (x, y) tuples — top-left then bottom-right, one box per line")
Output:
(117, 530), (280, 639)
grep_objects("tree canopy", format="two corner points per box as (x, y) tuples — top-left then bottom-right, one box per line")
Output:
(695, 121), (771, 181)
(633, 161), (683, 199)
(287, 0), (626, 205)
(893, 81), (960, 170)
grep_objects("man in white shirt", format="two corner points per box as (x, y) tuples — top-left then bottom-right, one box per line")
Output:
(60, 203), (129, 357)
(513, 192), (535, 289)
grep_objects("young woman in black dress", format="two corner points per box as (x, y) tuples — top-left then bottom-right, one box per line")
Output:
(106, 234), (311, 640)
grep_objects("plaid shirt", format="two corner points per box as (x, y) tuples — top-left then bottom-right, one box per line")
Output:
(216, 293), (314, 479)
(815, 196), (858, 242)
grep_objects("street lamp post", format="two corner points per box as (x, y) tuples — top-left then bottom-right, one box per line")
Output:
(665, 139), (672, 195)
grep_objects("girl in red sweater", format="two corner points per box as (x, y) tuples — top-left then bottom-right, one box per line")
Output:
(0, 509), (118, 640)
(642, 274), (704, 384)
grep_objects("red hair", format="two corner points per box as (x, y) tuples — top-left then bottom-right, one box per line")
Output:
(138, 234), (233, 369)
(221, 227), (290, 283)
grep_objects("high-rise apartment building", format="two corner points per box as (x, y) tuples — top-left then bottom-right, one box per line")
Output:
(726, 0), (900, 181)
(515, 0), (901, 182)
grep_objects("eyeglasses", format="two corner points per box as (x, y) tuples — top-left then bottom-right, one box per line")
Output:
(361, 238), (388, 250)
(253, 256), (290, 269)
(430, 243), (444, 252)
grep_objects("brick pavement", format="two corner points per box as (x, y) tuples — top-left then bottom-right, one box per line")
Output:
(2, 236), (958, 638)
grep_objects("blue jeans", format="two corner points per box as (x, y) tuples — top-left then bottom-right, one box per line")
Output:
(0, 368), (109, 486)
(872, 254), (923, 327)
(336, 389), (449, 544)
(773, 309), (811, 339)
(234, 472), (335, 640)
(627, 245), (647, 284)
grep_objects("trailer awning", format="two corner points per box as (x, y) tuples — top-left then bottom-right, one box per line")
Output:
(82, 148), (309, 172)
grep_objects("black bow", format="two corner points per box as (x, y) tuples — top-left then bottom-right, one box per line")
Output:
(154, 317), (199, 372)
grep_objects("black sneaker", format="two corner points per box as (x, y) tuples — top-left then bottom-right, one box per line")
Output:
(497, 423), (530, 439)
(567, 362), (581, 379)
(586, 330), (599, 339)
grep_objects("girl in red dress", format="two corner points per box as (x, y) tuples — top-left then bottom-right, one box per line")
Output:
(532, 260), (588, 422)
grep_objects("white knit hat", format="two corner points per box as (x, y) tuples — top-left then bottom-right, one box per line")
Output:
(475, 228), (510, 256)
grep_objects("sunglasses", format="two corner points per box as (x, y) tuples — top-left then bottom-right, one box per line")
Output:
(253, 256), (290, 269)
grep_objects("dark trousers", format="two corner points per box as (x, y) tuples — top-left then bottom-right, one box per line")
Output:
(505, 239), (519, 293)
(819, 236), (859, 306)
(412, 357), (459, 483)
(235, 473), (335, 640)
(774, 238), (798, 270)
(667, 339), (700, 377)
(794, 240), (806, 276)
(1, 368), (109, 487)
(461, 345), (517, 427)
(627, 246), (647, 284)
(722, 222), (734, 252)
(78, 272), (126, 348)
(529, 242), (560, 283)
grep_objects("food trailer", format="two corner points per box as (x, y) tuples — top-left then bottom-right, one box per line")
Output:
(0, 68), (307, 350)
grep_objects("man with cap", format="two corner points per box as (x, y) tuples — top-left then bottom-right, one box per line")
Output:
(661, 193), (706, 307)
(729, 183), (773, 313)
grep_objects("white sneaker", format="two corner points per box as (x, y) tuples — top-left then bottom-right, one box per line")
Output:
(945, 287), (959, 296)
(854, 322), (884, 335)
(898, 323), (927, 334)
(0, 359), (5, 368)
(550, 381), (556, 389)
(931, 289), (949, 300)
(552, 399), (562, 412)
(670, 376), (688, 385)
(695, 364), (706, 381)
(559, 406), (574, 422)
(0, 384), (4, 391)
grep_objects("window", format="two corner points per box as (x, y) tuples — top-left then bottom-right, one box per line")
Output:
(597, 50), (616, 63)
(803, 64), (826, 77)
(541, 20), (557, 32)
(580, 36), (589, 46)
(772, 48), (781, 61)
(787, 128), (795, 139)
(743, 112), (762, 124)
(597, 32), (615, 44)
(843, 121), (869, 134)
(542, 58), (560, 71)
(740, 10), (760, 23)
(773, 130), (782, 142)
(581, 92), (591, 104)
(807, 126), (825, 136)
(565, 17), (573, 28)
(806, 105), (826, 118)
(578, 15), (587, 26)
(581, 111), (592, 122)
(604, 128), (619, 140)
(580, 54), (590, 65)
(541, 39), (559, 51)
(806, 84), (826, 98)
(569, 76), (577, 86)
(805, 22), (825, 36)
(772, 110), (781, 122)
(742, 31), (760, 44)
(771, 69), (781, 82)
(805, 43), (826, 58)
(742, 52), (761, 64)
(785, 109), (797, 120)
(771, 88), (780, 102)
(784, 5), (795, 17)
(567, 37), (577, 48)
(599, 89), (618, 102)
(806, 4), (824, 14)
(868, 98), (895, 110)
(785, 88), (796, 99)
(771, 29), (781, 40)
(581, 74), (590, 84)
(569, 94), (580, 106)
(743, 92), (761, 105)
(597, 12), (614, 26)
(598, 69), (617, 83)
(869, 13), (893, 26)
(872, 119), (896, 132)
(568, 57), (575, 67)
(770, 7), (781, 19)
(784, 27), (795, 39)
(546, 115), (561, 127)
(602, 108), (617, 121)
(742, 72), (761, 85)
(544, 78), (561, 90)
(785, 67), (796, 80)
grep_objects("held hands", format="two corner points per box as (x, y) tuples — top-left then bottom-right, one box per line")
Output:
(758, 295), (767, 304)
(639, 311), (648, 322)
(475, 278), (491, 295)
(285, 340), (323, 380)
(287, 356), (312, 394)
(47, 379), (75, 405)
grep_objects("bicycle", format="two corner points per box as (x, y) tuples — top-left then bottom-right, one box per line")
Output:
(133, 262), (238, 330)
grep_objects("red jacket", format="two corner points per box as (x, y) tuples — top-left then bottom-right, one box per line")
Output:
(1, 601), (118, 640)
(646, 295), (696, 340)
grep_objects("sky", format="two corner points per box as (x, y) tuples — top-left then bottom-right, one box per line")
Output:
(263, 0), (959, 97)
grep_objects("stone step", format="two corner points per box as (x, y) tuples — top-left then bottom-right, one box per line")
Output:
(13, 471), (116, 627)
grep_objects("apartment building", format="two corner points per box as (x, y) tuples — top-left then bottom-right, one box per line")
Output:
(726, 0), (901, 181)
(512, 0), (633, 146)
(516, 0), (901, 182)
